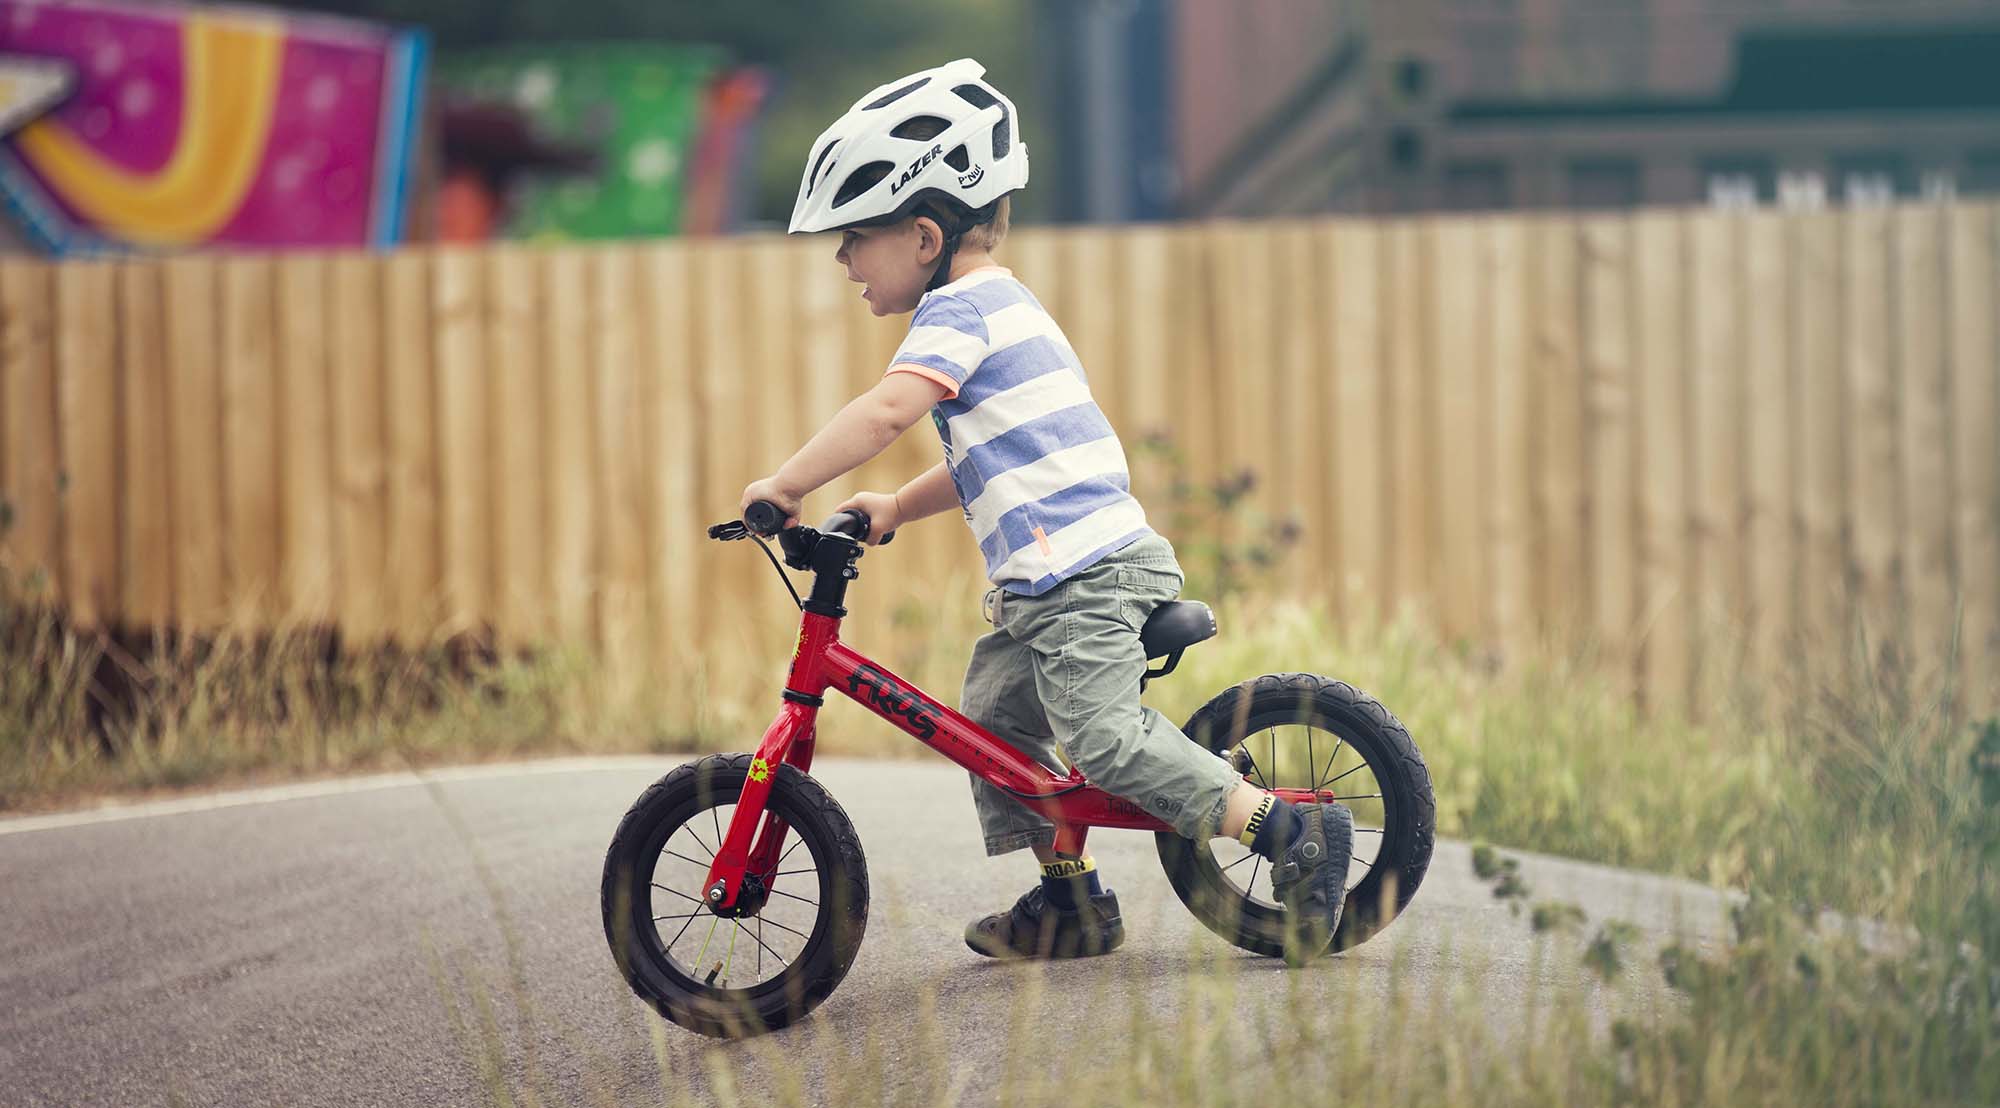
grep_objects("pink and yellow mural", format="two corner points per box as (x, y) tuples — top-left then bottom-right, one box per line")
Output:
(0, 0), (425, 254)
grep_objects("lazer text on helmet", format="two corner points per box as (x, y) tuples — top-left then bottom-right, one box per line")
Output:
(891, 144), (945, 195)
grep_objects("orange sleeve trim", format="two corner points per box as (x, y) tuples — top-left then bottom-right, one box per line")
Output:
(886, 362), (960, 399)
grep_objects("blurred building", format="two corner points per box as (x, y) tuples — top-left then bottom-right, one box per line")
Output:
(1039, 0), (2000, 220)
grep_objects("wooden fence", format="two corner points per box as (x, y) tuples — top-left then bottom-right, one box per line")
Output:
(0, 203), (1994, 714)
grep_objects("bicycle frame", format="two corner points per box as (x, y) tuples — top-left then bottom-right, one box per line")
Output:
(698, 524), (1325, 911)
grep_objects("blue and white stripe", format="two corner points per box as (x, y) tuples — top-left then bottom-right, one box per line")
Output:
(888, 269), (1152, 595)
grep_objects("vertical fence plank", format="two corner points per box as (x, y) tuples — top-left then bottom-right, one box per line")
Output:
(484, 245), (545, 646)
(1792, 213), (1847, 671)
(55, 261), (120, 629)
(543, 247), (596, 645)
(0, 262), (61, 601)
(432, 249), (490, 638)
(1529, 216), (1585, 640)
(696, 241), (757, 634)
(1273, 222), (1323, 595)
(1842, 209), (1903, 655)
(1063, 227), (1122, 426)
(1688, 212), (1746, 697)
(1580, 214), (1636, 688)
(1325, 220), (1384, 625)
(642, 242), (700, 678)
(1633, 211), (1691, 713)
(381, 252), (439, 643)
(161, 256), (224, 628)
(116, 261), (173, 628)
(1949, 204), (1999, 709)
(278, 255), (336, 623)
(1169, 226), (1221, 526)
(1385, 219), (1431, 619)
(1485, 217), (1533, 665)
(1893, 206), (1955, 682)
(593, 245), (649, 665)
(328, 253), (386, 643)
(220, 256), (280, 628)
(1118, 226), (1174, 506)
(1741, 213), (1793, 686)
(1431, 218), (1486, 643)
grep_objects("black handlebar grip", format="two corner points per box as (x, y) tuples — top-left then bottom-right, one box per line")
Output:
(835, 509), (895, 546)
(744, 500), (786, 536)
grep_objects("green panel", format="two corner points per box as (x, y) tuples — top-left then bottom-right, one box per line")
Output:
(437, 44), (724, 239)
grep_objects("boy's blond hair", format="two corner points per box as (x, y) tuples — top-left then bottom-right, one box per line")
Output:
(958, 196), (1010, 253)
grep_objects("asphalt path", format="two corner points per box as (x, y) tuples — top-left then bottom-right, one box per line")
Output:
(0, 758), (1733, 1107)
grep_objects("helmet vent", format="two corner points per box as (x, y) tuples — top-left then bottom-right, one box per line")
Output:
(890, 115), (951, 142)
(862, 76), (929, 111)
(832, 161), (894, 208)
(807, 139), (840, 196)
(944, 145), (970, 172)
(952, 84), (1010, 160)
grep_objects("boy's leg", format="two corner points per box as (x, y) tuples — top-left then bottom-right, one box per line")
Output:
(959, 623), (1066, 857)
(999, 545), (1242, 843)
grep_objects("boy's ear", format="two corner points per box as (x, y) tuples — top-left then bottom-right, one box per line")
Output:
(913, 215), (943, 264)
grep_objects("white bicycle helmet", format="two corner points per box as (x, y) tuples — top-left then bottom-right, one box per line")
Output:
(789, 58), (1028, 286)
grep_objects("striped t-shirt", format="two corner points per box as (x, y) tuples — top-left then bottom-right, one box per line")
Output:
(887, 267), (1153, 596)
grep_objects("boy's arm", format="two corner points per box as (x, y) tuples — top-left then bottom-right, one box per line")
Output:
(893, 461), (959, 523)
(743, 372), (948, 519)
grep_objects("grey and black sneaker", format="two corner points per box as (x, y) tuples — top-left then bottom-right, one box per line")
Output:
(1270, 803), (1355, 967)
(964, 885), (1125, 960)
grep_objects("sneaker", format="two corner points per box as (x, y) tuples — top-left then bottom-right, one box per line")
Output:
(964, 885), (1125, 960)
(1270, 803), (1354, 967)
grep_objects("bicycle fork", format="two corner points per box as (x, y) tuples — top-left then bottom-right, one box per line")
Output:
(701, 612), (841, 911)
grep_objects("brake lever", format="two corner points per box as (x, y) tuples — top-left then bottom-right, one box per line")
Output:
(708, 521), (750, 541)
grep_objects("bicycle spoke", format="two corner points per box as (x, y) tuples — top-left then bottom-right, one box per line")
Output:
(774, 868), (817, 878)
(1326, 793), (1383, 801)
(1248, 856), (1263, 899)
(1267, 729), (1276, 788)
(664, 849), (709, 868)
(651, 882), (706, 906)
(748, 921), (787, 965)
(1307, 728), (1316, 793)
(686, 826), (716, 860)
(1239, 745), (1270, 788)
(667, 910), (701, 950)
(1324, 761), (1367, 788)
(761, 916), (812, 942)
(1221, 850), (1257, 873)
(1355, 827), (1383, 835)
(778, 836), (806, 866)
(711, 805), (723, 853)
(652, 911), (704, 922)
(767, 887), (818, 909)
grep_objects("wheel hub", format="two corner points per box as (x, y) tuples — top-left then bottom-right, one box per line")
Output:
(712, 873), (771, 918)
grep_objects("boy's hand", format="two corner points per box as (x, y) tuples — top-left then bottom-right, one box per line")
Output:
(740, 476), (802, 529)
(832, 491), (902, 545)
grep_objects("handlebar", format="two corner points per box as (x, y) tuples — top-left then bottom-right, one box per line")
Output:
(743, 500), (895, 545)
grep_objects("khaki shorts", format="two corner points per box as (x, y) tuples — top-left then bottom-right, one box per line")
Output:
(960, 532), (1242, 855)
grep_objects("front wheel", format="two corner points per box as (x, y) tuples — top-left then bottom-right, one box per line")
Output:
(601, 753), (869, 1038)
(1156, 673), (1436, 957)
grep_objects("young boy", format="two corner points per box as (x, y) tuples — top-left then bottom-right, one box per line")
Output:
(739, 59), (1354, 966)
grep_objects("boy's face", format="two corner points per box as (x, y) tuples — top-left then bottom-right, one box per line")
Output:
(833, 218), (939, 317)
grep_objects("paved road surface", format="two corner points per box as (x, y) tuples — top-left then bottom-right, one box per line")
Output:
(0, 758), (1731, 1106)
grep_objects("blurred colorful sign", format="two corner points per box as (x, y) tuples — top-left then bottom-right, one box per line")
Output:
(0, 0), (425, 255)
(437, 45), (766, 239)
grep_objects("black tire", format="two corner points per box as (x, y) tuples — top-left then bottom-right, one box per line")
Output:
(601, 753), (868, 1038)
(1156, 673), (1435, 957)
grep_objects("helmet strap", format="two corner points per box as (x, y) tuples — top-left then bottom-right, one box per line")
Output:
(920, 198), (1000, 293)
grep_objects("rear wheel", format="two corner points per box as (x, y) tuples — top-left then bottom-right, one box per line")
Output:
(601, 753), (868, 1037)
(1156, 673), (1435, 957)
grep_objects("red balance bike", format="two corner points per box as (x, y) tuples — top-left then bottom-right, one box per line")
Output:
(602, 502), (1436, 1038)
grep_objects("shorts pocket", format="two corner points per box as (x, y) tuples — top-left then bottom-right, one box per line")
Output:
(1115, 563), (1185, 631)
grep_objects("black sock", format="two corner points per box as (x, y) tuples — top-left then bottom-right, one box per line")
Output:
(1244, 796), (1307, 862)
(1039, 857), (1102, 910)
